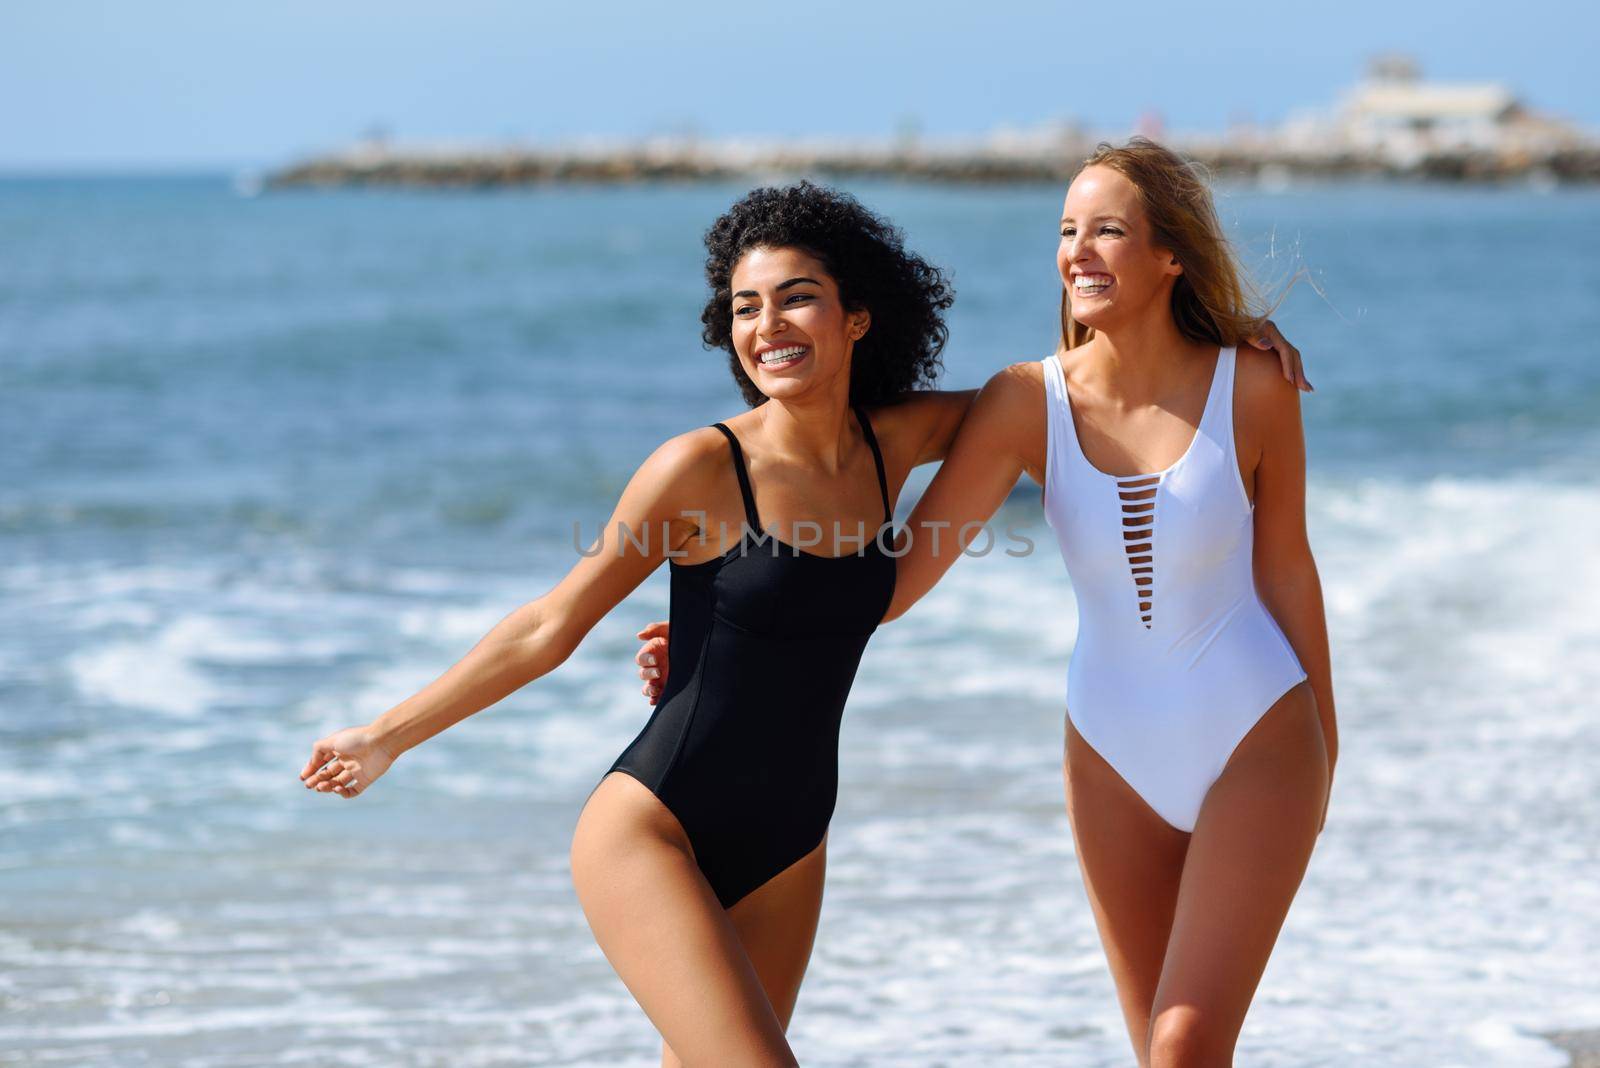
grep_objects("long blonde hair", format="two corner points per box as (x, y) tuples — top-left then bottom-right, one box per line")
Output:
(1059, 137), (1263, 352)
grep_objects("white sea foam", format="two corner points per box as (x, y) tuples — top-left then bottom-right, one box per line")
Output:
(66, 624), (222, 717)
(5, 473), (1598, 1065)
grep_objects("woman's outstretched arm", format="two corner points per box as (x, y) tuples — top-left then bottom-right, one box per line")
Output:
(298, 430), (724, 796)
(883, 362), (1046, 622)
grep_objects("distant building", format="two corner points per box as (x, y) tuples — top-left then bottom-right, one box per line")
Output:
(1341, 55), (1521, 162)
(1279, 55), (1582, 166)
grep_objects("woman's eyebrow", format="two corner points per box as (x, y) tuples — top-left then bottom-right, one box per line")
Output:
(732, 276), (822, 300)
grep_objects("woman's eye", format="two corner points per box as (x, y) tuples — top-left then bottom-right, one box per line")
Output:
(1061, 228), (1076, 238)
(1100, 226), (1123, 236)
(784, 293), (812, 305)
(734, 305), (756, 317)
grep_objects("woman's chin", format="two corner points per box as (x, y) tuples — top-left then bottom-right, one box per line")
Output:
(1071, 292), (1140, 333)
(750, 364), (829, 401)
(755, 380), (813, 404)
(1069, 304), (1112, 331)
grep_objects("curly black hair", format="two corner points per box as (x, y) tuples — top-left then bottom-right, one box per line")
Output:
(700, 181), (954, 407)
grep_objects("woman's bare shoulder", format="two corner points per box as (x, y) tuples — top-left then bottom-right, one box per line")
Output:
(979, 359), (1048, 407)
(626, 424), (738, 506)
(1233, 344), (1304, 428)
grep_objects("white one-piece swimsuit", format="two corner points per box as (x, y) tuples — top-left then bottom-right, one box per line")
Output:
(1041, 346), (1307, 832)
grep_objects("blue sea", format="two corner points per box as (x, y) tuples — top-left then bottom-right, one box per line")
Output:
(2, 175), (1597, 1066)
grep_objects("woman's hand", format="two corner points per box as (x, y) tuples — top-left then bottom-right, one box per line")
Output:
(635, 621), (669, 704)
(299, 725), (396, 799)
(1250, 319), (1311, 392)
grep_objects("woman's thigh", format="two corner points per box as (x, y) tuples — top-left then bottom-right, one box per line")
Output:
(1065, 718), (1190, 1064)
(728, 836), (827, 1026)
(661, 837), (828, 1068)
(571, 772), (798, 1068)
(1148, 683), (1327, 1064)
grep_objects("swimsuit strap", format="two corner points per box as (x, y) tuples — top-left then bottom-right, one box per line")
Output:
(710, 422), (763, 533)
(853, 405), (892, 525)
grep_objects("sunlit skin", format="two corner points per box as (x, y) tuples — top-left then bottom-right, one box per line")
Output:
(634, 171), (1334, 1066)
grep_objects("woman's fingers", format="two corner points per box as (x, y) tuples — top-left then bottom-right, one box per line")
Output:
(634, 623), (671, 696)
(634, 636), (667, 669)
(1253, 320), (1312, 392)
(313, 760), (349, 791)
(628, 621), (671, 703)
(302, 750), (344, 789)
(636, 637), (669, 697)
(300, 742), (336, 781)
(1265, 336), (1309, 391)
(316, 762), (364, 797)
(304, 746), (357, 793)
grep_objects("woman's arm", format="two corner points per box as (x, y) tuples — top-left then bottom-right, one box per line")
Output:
(870, 388), (979, 469)
(1242, 352), (1338, 784)
(884, 363), (1046, 622)
(300, 430), (723, 793)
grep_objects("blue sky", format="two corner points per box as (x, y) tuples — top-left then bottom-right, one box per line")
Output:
(2, 0), (1594, 170)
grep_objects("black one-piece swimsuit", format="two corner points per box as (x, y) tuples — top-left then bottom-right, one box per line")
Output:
(608, 406), (897, 908)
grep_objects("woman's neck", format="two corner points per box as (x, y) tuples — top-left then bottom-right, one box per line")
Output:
(751, 380), (858, 474)
(1077, 312), (1214, 406)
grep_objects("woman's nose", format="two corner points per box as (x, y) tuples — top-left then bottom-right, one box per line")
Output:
(758, 302), (786, 334)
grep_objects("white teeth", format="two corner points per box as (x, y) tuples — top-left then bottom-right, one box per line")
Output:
(1073, 275), (1111, 292)
(760, 345), (806, 365)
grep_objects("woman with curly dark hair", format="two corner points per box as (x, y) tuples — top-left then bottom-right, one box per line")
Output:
(296, 181), (974, 1066)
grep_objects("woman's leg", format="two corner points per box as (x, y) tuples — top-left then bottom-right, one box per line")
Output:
(1145, 683), (1327, 1068)
(1065, 719), (1190, 1067)
(660, 838), (827, 1067)
(570, 772), (800, 1068)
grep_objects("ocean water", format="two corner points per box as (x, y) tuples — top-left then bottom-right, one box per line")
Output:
(1, 175), (1597, 1066)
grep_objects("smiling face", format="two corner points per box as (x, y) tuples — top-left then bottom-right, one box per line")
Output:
(1057, 164), (1183, 335)
(729, 245), (869, 404)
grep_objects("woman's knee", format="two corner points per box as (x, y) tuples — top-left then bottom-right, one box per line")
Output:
(1147, 1005), (1235, 1068)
